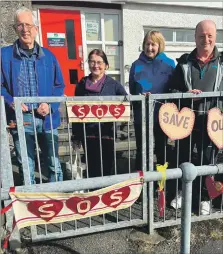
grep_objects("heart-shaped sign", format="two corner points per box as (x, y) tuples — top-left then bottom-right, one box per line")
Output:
(109, 104), (126, 119)
(207, 108), (223, 149)
(91, 105), (108, 119)
(205, 176), (223, 200)
(72, 105), (90, 120)
(66, 196), (100, 215)
(27, 200), (63, 222)
(101, 186), (130, 208)
(159, 103), (195, 141)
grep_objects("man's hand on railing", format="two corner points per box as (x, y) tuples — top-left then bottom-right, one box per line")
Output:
(188, 89), (202, 101)
(37, 103), (50, 117)
(142, 92), (151, 96)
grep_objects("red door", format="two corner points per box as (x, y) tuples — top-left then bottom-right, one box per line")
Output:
(40, 9), (84, 96)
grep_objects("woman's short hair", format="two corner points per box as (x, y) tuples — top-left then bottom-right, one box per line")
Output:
(142, 30), (165, 53)
(88, 49), (109, 67)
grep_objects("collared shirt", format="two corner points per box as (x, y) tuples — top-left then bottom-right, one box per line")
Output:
(196, 52), (214, 67)
(17, 42), (39, 109)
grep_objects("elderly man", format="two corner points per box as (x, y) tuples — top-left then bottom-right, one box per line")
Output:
(1, 7), (65, 184)
(169, 20), (223, 214)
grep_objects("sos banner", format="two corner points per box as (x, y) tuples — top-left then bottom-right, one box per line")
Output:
(66, 101), (130, 123)
(6, 176), (143, 230)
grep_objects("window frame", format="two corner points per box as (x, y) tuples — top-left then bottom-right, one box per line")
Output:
(83, 10), (123, 82)
(144, 26), (223, 46)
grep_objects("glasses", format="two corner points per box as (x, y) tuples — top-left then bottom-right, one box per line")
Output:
(89, 60), (104, 66)
(15, 23), (35, 31)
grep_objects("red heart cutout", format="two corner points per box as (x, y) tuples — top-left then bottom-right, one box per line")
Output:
(72, 105), (90, 120)
(66, 196), (100, 215)
(101, 186), (130, 208)
(109, 104), (126, 119)
(91, 105), (108, 119)
(205, 176), (223, 200)
(27, 200), (63, 222)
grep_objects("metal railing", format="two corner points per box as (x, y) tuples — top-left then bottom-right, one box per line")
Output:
(1, 92), (223, 253)
(147, 92), (223, 233)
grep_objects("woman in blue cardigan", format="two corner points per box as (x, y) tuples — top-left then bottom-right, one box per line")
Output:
(129, 30), (175, 170)
(72, 49), (127, 178)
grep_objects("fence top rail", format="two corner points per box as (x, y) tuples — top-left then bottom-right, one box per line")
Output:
(13, 95), (144, 103)
(1, 164), (223, 201)
(149, 91), (222, 100)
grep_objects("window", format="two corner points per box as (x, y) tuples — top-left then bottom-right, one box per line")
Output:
(144, 27), (223, 44)
(84, 12), (122, 81)
(85, 13), (101, 41)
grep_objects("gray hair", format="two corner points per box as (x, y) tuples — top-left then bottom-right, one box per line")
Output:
(14, 7), (39, 26)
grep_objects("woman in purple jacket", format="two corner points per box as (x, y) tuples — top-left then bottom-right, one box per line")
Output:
(72, 49), (127, 178)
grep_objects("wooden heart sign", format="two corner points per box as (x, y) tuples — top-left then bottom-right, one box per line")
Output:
(159, 103), (195, 141)
(205, 176), (223, 200)
(207, 108), (223, 149)
(27, 200), (63, 222)
(109, 104), (126, 119)
(72, 105), (90, 120)
(91, 105), (108, 119)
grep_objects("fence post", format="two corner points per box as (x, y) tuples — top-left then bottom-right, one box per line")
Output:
(147, 95), (154, 234)
(0, 97), (21, 250)
(180, 162), (197, 254)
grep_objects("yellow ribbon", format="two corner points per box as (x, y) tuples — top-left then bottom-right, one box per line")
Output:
(156, 162), (168, 191)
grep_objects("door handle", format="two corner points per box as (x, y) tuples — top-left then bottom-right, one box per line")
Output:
(80, 60), (84, 71)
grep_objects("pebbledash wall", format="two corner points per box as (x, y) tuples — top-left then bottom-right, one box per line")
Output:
(1, 1), (32, 46)
(122, 1), (223, 83)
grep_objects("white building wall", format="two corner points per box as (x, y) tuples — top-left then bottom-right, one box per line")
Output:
(123, 2), (223, 82)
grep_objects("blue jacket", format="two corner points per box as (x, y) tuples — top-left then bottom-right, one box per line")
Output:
(72, 75), (127, 139)
(1, 40), (65, 130)
(129, 51), (175, 123)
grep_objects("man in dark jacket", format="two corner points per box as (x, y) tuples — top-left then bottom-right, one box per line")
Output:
(1, 7), (65, 184)
(169, 20), (223, 214)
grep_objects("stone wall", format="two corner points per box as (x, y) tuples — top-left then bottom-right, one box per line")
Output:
(1, 0), (32, 46)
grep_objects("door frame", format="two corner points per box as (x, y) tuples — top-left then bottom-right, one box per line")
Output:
(34, 5), (124, 85)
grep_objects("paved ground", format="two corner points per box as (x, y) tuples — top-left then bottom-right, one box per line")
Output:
(3, 218), (222, 254)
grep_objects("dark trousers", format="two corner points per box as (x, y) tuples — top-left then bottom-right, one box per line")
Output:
(134, 122), (166, 171)
(173, 116), (220, 205)
(82, 137), (114, 178)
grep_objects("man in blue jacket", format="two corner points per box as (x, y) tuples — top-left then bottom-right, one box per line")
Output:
(1, 7), (65, 184)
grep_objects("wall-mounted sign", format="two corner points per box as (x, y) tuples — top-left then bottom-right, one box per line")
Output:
(47, 33), (66, 47)
(159, 103), (195, 141)
(207, 107), (223, 149)
(66, 101), (130, 123)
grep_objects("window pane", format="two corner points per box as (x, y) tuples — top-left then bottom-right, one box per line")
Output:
(85, 13), (101, 41)
(176, 29), (194, 42)
(105, 45), (120, 71)
(144, 28), (173, 42)
(104, 14), (119, 41)
(87, 45), (102, 55)
(216, 30), (223, 43)
(109, 75), (120, 81)
(65, 20), (76, 59)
